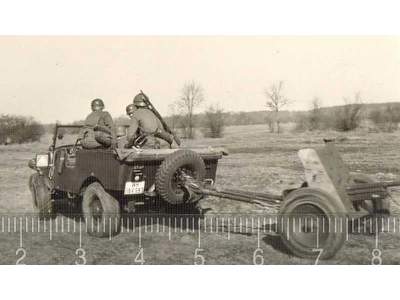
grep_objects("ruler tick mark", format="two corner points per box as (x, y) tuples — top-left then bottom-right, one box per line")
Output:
(139, 224), (142, 248)
(263, 217), (266, 233)
(50, 219), (52, 240)
(19, 218), (23, 248)
(163, 217), (165, 233)
(269, 217), (272, 234)
(227, 217), (231, 240)
(174, 217), (177, 233)
(168, 218), (171, 241)
(198, 220), (201, 248)
(393, 217), (396, 233)
(79, 221), (82, 248)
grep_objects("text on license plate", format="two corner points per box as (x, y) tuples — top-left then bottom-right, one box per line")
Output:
(124, 181), (145, 195)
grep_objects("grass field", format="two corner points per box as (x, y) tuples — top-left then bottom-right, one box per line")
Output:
(1, 124), (400, 264)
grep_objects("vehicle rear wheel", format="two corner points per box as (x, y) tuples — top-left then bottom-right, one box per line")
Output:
(29, 173), (55, 219)
(82, 182), (121, 238)
(278, 188), (346, 260)
(156, 150), (206, 205)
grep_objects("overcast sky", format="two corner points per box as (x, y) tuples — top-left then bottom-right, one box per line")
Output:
(0, 36), (399, 123)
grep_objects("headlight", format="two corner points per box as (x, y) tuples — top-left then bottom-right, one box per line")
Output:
(36, 154), (49, 167)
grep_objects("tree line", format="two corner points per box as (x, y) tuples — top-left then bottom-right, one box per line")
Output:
(0, 115), (44, 145)
(168, 80), (400, 138)
(2, 80), (400, 145)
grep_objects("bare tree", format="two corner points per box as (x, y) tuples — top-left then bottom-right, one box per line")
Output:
(333, 92), (364, 131)
(308, 97), (322, 130)
(265, 81), (290, 133)
(176, 81), (205, 139)
(265, 112), (275, 133)
(202, 104), (225, 138)
(369, 104), (400, 132)
(167, 102), (181, 132)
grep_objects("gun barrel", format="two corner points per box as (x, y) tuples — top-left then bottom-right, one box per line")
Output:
(347, 180), (400, 192)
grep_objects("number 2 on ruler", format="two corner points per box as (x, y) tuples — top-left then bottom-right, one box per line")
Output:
(135, 247), (145, 264)
(16, 248), (26, 265)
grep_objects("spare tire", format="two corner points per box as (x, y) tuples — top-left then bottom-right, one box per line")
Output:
(156, 150), (206, 205)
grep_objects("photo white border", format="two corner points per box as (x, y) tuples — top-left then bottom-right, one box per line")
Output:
(0, 0), (399, 300)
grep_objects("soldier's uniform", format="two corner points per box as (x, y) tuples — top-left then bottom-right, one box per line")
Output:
(81, 99), (116, 149)
(125, 96), (172, 149)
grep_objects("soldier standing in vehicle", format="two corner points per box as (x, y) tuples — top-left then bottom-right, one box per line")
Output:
(81, 98), (117, 149)
(125, 94), (173, 149)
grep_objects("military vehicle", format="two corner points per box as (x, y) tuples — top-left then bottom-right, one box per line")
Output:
(28, 123), (225, 238)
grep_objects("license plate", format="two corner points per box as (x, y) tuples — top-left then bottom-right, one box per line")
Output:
(124, 181), (145, 195)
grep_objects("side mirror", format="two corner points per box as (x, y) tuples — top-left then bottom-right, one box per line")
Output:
(57, 133), (64, 140)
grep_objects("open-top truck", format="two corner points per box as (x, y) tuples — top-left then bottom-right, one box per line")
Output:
(28, 125), (396, 260)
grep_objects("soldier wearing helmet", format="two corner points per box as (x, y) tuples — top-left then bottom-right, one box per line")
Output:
(81, 98), (116, 149)
(126, 103), (136, 118)
(125, 93), (173, 149)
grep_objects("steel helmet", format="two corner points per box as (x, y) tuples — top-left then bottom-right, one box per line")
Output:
(115, 126), (126, 137)
(91, 98), (105, 111)
(133, 93), (147, 108)
(126, 103), (135, 116)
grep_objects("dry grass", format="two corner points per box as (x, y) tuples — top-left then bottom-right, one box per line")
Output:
(1, 125), (400, 264)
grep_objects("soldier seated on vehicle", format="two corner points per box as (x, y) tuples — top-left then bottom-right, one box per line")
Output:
(124, 95), (173, 149)
(80, 98), (117, 149)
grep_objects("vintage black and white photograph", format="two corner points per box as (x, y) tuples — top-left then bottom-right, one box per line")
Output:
(1, 36), (400, 265)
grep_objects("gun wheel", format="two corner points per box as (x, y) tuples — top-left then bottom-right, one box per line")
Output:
(279, 188), (346, 260)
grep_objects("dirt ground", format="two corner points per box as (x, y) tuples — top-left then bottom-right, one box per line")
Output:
(1, 124), (400, 264)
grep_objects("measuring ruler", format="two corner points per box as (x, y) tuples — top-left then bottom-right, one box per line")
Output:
(0, 213), (398, 265)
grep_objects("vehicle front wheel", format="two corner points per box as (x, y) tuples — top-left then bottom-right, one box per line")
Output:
(82, 182), (121, 238)
(29, 173), (55, 219)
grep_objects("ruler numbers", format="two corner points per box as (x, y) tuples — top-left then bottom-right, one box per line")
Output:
(371, 227), (382, 265)
(16, 218), (26, 265)
(75, 221), (86, 265)
(2, 214), (399, 264)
